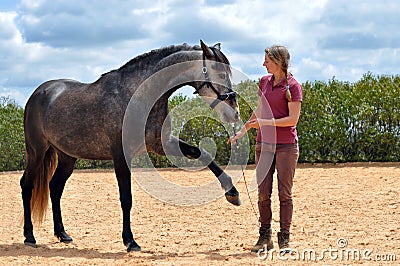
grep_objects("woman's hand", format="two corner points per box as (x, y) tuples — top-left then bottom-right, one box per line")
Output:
(245, 119), (261, 129)
(227, 119), (260, 144)
(227, 130), (246, 144)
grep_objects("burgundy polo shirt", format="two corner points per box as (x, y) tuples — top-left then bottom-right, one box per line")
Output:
(256, 74), (303, 144)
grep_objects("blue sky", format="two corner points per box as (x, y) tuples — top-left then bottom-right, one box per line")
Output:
(1, 0), (399, 105)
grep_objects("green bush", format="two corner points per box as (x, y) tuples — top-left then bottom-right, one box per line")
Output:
(298, 73), (399, 162)
(0, 97), (25, 171)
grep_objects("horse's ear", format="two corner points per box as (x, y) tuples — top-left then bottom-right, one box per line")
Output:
(200, 39), (214, 58)
(213, 43), (221, 50)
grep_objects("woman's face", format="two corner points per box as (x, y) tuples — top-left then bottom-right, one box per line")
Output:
(263, 54), (281, 74)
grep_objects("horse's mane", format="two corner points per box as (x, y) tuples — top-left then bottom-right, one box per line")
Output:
(100, 43), (201, 77)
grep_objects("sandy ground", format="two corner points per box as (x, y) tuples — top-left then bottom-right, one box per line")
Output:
(0, 163), (399, 265)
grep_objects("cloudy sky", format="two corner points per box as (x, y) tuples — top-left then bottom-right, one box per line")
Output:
(1, 0), (399, 105)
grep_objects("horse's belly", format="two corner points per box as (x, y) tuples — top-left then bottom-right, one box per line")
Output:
(50, 132), (114, 160)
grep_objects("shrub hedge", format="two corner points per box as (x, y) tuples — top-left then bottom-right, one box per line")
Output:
(0, 73), (398, 171)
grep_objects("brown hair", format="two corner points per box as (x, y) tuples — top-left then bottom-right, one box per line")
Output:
(265, 45), (292, 101)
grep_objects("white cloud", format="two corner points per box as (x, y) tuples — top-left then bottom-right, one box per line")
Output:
(0, 86), (26, 105)
(16, 1), (149, 47)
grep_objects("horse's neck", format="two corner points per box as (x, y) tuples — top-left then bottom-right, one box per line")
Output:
(122, 50), (201, 96)
(156, 50), (200, 70)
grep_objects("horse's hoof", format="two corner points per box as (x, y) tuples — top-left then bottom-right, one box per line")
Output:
(24, 241), (37, 248)
(126, 240), (141, 252)
(56, 231), (73, 243)
(24, 233), (37, 247)
(24, 237), (37, 248)
(225, 187), (241, 206)
(24, 239), (37, 248)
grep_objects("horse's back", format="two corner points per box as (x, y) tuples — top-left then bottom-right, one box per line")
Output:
(24, 79), (117, 160)
(26, 79), (86, 108)
(24, 79), (85, 133)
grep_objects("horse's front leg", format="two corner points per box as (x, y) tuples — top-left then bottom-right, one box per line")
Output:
(205, 160), (242, 206)
(164, 136), (241, 206)
(113, 153), (141, 252)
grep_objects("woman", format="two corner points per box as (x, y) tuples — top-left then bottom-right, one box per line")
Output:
(229, 45), (302, 252)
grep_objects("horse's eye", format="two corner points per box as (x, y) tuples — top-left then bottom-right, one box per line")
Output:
(219, 73), (226, 80)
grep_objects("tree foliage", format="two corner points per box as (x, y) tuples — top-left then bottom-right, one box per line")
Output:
(0, 97), (25, 171)
(298, 73), (399, 163)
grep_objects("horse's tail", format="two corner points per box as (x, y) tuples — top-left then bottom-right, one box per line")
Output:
(30, 146), (57, 224)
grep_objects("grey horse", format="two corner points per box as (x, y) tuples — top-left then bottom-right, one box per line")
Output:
(20, 40), (241, 252)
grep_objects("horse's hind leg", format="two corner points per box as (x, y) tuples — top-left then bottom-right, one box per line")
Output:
(49, 152), (76, 243)
(20, 170), (36, 246)
(20, 143), (52, 247)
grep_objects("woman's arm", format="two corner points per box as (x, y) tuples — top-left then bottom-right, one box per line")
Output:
(257, 101), (302, 127)
(228, 101), (302, 144)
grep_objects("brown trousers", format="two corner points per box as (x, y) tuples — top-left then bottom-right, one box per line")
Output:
(255, 142), (299, 232)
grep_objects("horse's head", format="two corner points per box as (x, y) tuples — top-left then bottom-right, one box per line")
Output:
(194, 40), (239, 123)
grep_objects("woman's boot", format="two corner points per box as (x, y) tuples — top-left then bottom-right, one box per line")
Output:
(251, 227), (274, 252)
(277, 229), (291, 252)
